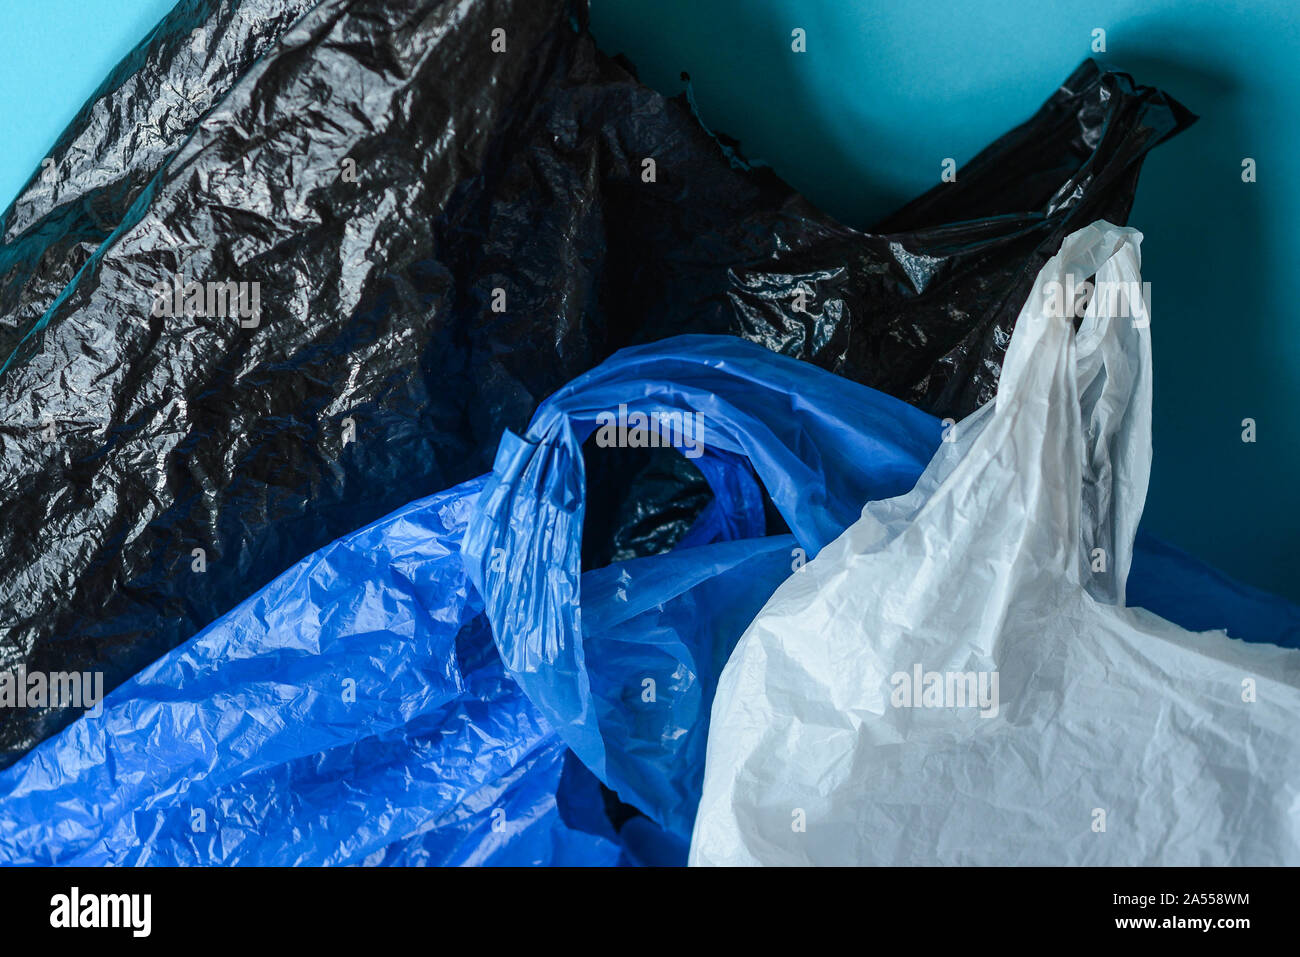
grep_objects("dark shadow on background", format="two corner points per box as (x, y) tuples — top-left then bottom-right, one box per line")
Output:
(589, 0), (914, 228)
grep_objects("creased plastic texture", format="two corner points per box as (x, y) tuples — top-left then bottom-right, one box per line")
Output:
(0, 476), (626, 865)
(2, 332), (1296, 866)
(691, 223), (1300, 867)
(0, 0), (1194, 767)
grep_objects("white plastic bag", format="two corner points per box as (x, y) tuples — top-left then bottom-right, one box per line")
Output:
(691, 222), (1300, 866)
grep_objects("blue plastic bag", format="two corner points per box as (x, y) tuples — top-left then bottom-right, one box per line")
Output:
(0, 478), (620, 866)
(463, 335), (943, 841)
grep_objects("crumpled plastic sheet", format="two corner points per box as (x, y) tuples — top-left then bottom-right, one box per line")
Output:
(0, 476), (625, 865)
(1, 329), (1295, 865)
(691, 224), (1300, 866)
(0, 0), (319, 362)
(0, 0), (1193, 767)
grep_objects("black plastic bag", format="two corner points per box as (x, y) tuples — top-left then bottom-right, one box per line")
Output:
(0, 0), (1192, 765)
(0, 0), (318, 363)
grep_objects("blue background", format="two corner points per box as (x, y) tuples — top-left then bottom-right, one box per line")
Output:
(0, 0), (1295, 601)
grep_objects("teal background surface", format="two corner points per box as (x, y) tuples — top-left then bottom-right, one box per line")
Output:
(1, 0), (1295, 600)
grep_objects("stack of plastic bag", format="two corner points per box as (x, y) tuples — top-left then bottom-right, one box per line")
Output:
(1, 0), (1295, 869)
(0, 0), (1193, 768)
(4, 322), (1296, 864)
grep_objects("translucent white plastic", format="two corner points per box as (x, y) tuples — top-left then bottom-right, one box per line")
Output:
(692, 222), (1300, 866)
